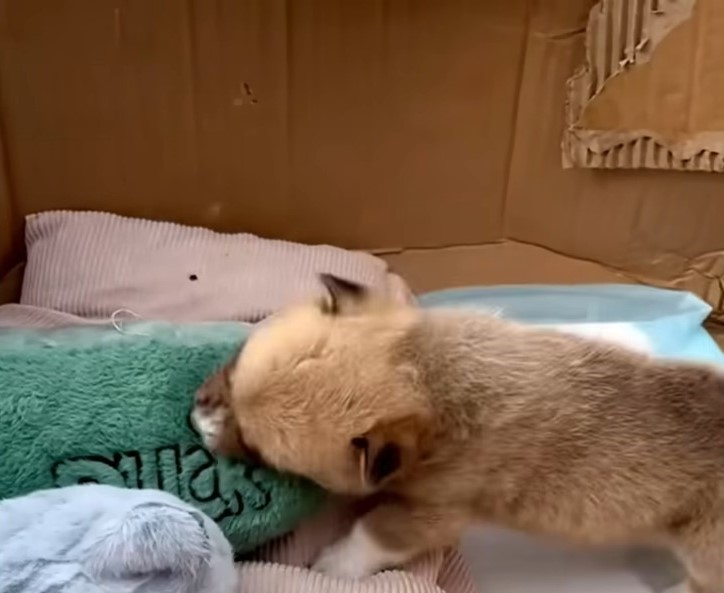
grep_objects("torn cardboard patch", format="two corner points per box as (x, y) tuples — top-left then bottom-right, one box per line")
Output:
(563, 0), (724, 172)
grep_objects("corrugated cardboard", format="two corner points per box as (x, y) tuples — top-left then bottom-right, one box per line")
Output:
(504, 0), (724, 316)
(564, 0), (724, 171)
(2, 0), (724, 322)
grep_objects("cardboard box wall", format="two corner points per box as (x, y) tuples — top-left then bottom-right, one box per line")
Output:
(565, 0), (724, 173)
(1, 0), (724, 319)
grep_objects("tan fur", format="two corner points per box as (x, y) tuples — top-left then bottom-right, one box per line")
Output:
(193, 278), (724, 592)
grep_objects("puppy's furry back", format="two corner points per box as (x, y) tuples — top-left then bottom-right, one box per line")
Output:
(392, 311), (724, 542)
(193, 276), (724, 589)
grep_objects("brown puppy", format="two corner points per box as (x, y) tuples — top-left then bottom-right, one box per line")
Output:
(193, 276), (724, 593)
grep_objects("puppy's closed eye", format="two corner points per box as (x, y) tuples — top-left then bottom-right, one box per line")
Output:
(370, 443), (401, 484)
(353, 436), (399, 487)
(352, 436), (400, 485)
(351, 412), (429, 489)
(352, 436), (401, 483)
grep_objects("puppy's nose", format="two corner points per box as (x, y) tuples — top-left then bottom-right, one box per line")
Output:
(194, 385), (217, 409)
(195, 389), (210, 407)
(194, 367), (228, 410)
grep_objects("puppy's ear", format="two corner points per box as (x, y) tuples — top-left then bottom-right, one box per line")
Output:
(318, 273), (369, 315)
(351, 412), (431, 489)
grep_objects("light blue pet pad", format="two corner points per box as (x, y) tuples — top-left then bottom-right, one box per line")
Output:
(418, 284), (724, 364)
(0, 484), (238, 593)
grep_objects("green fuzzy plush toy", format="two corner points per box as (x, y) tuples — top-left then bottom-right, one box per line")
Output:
(0, 322), (325, 554)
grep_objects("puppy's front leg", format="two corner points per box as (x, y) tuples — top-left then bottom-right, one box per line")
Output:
(312, 502), (463, 579)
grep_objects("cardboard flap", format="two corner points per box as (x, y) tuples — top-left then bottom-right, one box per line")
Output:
(564, 0), (724, 172)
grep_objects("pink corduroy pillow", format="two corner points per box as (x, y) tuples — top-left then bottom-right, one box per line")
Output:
(20, 211), (412, 323)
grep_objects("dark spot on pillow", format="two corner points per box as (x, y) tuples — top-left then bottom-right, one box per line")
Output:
(189, 274), (198, 281)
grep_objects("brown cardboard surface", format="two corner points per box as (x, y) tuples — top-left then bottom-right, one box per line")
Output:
(506, 0), (724, 316)
(2, 0), (724, 319)
(0, 118), (16, 275)
(564, 0), (724, 171)
(0, 174), (12, 273)
(0, 0), (526, 250)
(706, 320), (724, 351)
(0, 263), (21, 305)
(0, 0), (204, 224)
(381, 241), (630, 294)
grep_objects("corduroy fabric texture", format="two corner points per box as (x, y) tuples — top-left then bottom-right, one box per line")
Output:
(20, 210), (413, 323)
(243, 501), (479, 593)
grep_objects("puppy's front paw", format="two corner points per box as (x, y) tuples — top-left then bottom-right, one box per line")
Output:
(313, 538), (376, 579)
(312, 523), (409, 580)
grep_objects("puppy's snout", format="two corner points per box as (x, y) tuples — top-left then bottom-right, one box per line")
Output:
(191, 392), (226, 446)
(190, 390), (262, 464)
(195, 388), (211, 407)
(194, 381), (221, 409)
